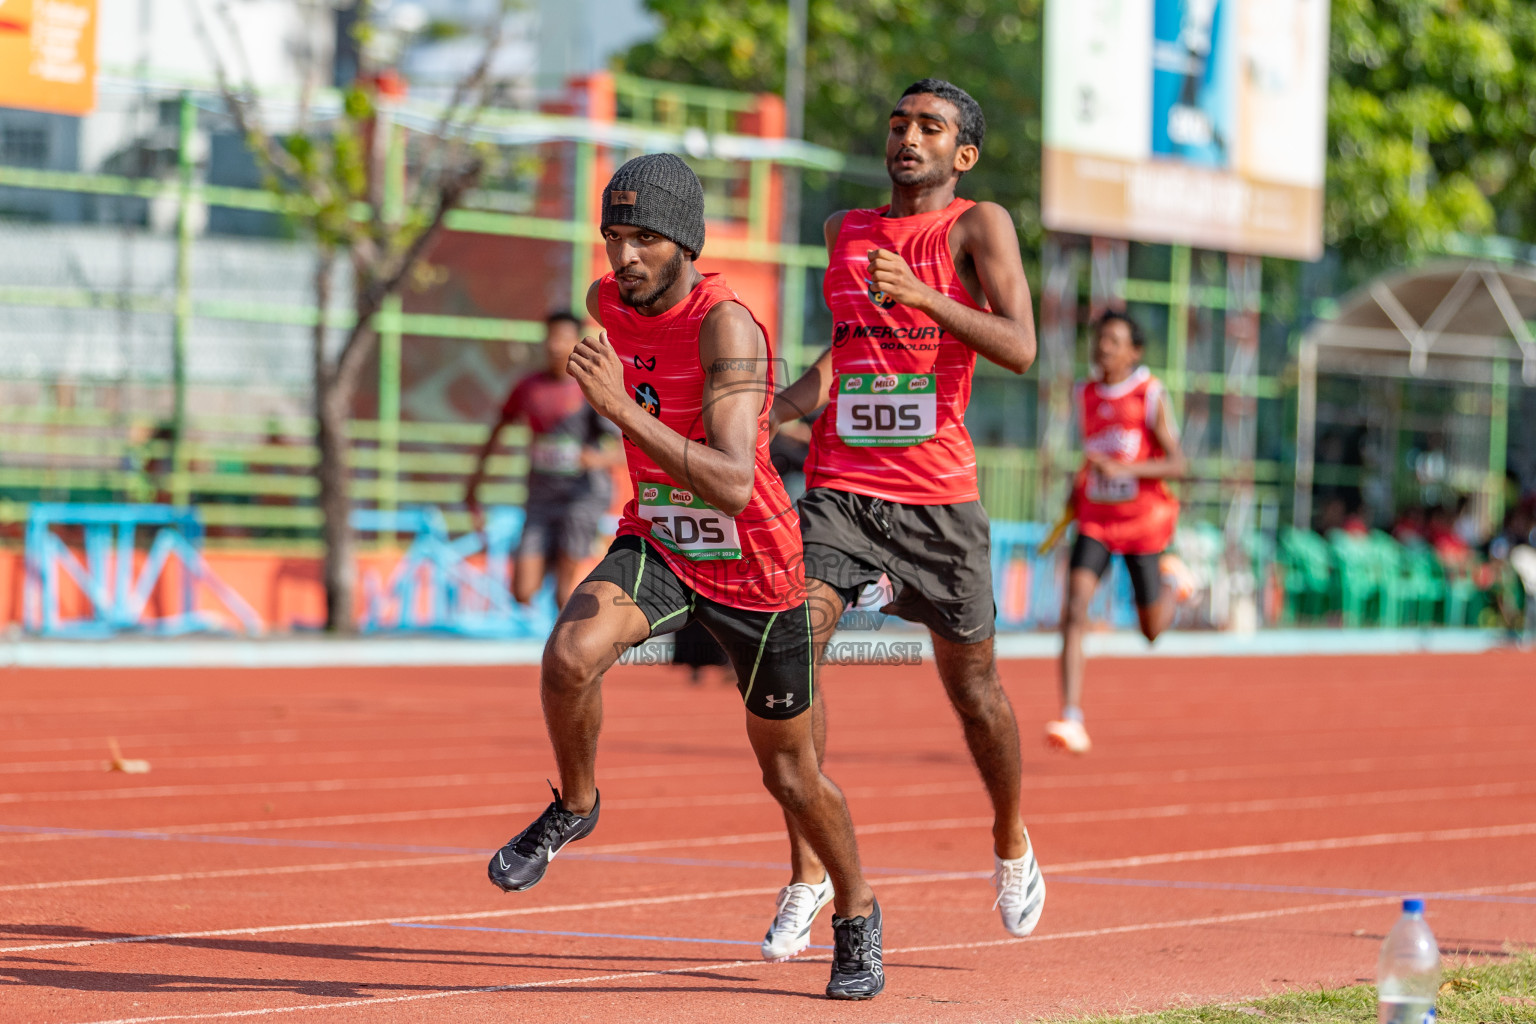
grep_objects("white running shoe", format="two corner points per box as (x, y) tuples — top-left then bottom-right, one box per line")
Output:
(761, 874), (835, 961)
(1045, 717), (1092, 754)
(1160, 552), (1198, 605)
(993, 834), (1046, 937)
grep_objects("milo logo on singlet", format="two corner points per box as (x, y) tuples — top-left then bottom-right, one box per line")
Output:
(836, 373), (938, 447)
(639, 483), (742, 560)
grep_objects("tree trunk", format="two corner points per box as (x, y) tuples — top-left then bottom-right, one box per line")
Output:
(312, 249), (357, 634)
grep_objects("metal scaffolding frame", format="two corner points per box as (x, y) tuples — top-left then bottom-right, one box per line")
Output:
(1294, 260), (1536, 530)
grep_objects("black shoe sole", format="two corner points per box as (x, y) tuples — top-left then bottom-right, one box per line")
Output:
(826, 977), (885, 1001)
(486, 793), (600, 894)
(487, 864), (548, 893)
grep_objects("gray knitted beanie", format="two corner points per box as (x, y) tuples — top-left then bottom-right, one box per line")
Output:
(600, 153), (705, 259)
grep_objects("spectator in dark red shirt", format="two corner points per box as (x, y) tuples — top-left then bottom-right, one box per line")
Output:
(466, 312), (621, 608)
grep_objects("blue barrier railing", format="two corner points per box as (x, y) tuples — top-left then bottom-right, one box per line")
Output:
(24, 504), (263, 637)
(989, 521), (1137, 631)
(354, 506), (556, 638)
(22, 503), (1141, 638)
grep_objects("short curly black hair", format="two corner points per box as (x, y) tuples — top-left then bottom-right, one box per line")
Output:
(899, 79), (986, 150)
(1093, 310), (1145, 349)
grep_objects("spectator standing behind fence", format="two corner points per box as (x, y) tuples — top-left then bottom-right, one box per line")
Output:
(465, 312), (623, 609)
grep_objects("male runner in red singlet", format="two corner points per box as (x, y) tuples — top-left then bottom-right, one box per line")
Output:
(764, 79), (1045, 955)
(465, 311), (620, 609)
(486, 154), (885, 1001)
(1045, 312), (1190, 755)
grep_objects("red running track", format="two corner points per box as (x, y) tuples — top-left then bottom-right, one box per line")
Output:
(0, 650), (1532, 1023)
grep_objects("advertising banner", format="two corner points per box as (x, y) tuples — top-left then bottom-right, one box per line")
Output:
(0, 0), (97, 116)
(1042, 0), (1329, 260)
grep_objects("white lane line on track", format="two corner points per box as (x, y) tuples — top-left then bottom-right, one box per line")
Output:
(0, 855), (483, 893)
(10, 815), (1534, 900)
(58, 879), (1536, 1024)
(578, 788), (1536, 855)
(0, 747), (671, 777)
(9, 777), (1533, 848)
(0, 880), (882, 954)
(1049, 821), (1536, 872)
(8, 818), (1536, 956)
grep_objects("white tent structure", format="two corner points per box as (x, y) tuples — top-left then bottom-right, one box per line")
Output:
(1295, 260), (1536, 528)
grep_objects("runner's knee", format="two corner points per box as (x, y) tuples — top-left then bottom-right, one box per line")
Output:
(541, 625), (606, 690)
(758, 751), (818, 814)
(1063, 591), (1093, 626)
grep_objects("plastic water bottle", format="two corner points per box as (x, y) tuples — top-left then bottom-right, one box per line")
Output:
(1377, 898), (1440, 1024)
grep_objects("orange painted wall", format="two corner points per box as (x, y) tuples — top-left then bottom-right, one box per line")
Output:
(0, 547), (432, 634)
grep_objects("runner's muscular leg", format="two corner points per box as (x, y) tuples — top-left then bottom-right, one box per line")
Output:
(1059, 567), (1100, 714)
(749, 708), (874, 918)
(540, 579), (651, 815)
(784, 577), (843, 884)
(1137, 589), (1175, 642)
(552, 553), (587, 610)
(512, 552), (549, 605)
(932, 633), (1029, 860)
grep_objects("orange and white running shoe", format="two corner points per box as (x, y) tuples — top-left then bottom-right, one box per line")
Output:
(1159, 553), (1198, 604)
(1044, 718), (1092, 754)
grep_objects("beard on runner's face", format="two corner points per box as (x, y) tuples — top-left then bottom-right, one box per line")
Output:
(617, 244), (687, 308)
(887, 144), (956, 188)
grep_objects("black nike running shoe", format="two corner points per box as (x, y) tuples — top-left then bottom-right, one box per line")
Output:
(825, 897), (885, 1000)
(487, 782), (600, 893)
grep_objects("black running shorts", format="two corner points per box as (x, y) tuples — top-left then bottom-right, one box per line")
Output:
(797, 487), (996, 645)
(517, 495), (607, 562)
(1069, 533), (1163, 608)
(585, 536), (814, 720)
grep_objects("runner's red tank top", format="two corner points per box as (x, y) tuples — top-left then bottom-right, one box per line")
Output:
(599, 273), (804, 611)
(806, 198), (983, 505)
(1073, 367), (1180, 555)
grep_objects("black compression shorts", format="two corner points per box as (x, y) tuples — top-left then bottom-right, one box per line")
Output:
(1069, 533), (1163, 609)
(585, 536), (814, 720)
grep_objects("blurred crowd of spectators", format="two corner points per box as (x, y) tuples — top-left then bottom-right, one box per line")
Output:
(1315, 492), (1536, 635)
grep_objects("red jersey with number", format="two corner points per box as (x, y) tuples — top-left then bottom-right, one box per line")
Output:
(806, 199), (983, 505)
(1073, 367), (1179, 554)
(599, 273), (804, 611)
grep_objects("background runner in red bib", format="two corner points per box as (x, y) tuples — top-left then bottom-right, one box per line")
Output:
(1045, 312), (1192, 756)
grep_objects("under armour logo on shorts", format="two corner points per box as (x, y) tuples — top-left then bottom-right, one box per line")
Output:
(765, 694), (795, 709)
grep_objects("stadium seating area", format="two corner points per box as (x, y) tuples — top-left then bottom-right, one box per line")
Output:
(1276, 527), (1509, 628)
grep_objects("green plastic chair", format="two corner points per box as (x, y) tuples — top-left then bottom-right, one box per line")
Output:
(1440, 554), (1483, 626)
(1279, 527), (1333, 623)
(1397, 541), (1444, 625)
(1365, 531), (1406, 628)
(1327, 530), (1379, 627)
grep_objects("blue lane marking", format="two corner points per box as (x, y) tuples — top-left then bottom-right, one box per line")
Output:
(391, 921), (832, 950)
(0, 823), (956, 875)
(3, 822), (1531, 906)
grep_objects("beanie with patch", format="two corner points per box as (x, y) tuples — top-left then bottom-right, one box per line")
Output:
(600, 153), (706, 259)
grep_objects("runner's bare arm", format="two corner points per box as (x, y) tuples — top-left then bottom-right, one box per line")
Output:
(585, 279), (603, 327)
(465, 389), (518, 512)
(865, 201), (1036, 374)
(769, 210), (851, 431)
(1087, 394), (1188, 480)
(566, 302), (766, 516)
(770, 346), (833, 432)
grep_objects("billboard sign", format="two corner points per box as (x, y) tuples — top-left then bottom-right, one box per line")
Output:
(0, 0), (97, 116)
(1042, 0), (1329, 260)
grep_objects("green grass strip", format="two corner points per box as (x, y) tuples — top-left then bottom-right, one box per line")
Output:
(1060, 951), (1535, 1024)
